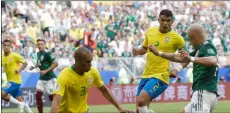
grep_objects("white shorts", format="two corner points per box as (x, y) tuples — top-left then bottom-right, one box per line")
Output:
(184, 90), (217, 113)
(36, 78), (56, 94)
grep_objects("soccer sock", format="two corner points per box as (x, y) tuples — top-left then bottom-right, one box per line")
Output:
(9, 96), (23, 105)
(36, 91), (43, 113)
(48, 94), (54, 101)
(138, 106), (149, 113)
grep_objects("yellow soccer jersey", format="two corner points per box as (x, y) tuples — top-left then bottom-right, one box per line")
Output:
(142, 27), (185, 84)
(2, 52), (26, 84)
(54, 66), (104, 113)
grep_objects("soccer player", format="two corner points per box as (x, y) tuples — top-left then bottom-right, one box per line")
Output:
(149, 24), (218, 113)
(2, 39), (33, 113)
(30, 39), (58, 113)
(132, 9), (185, 113)
(50, 47), (134, 113)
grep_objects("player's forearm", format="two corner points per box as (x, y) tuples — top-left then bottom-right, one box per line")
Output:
(46, 61), (58, 73)
(99, 86), (122, 111)
(160, 52), (186, 63)
(191, 56), (217, 67)
(50, 95), (61, 113)
(137, 46), (147, 55)
(19, 62), (28, 72)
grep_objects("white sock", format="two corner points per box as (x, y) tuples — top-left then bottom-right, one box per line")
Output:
(9, 96), (22, 105)
(138, 106), (149, 113)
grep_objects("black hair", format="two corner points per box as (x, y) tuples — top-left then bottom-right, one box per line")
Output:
(3, 39), (11, 44)
(159, 9), (174, 20)
(36, 39), (46, 43)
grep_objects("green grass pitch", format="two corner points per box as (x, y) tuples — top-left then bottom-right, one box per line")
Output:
(2, 101), (230, 113)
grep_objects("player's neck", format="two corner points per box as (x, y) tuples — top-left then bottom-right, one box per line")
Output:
(4, 51), (11, 56)
(71, 64), (84, 76)
(159, 27), (172, 34)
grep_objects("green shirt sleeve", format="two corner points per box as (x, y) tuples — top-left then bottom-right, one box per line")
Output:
(47, 52), (55, 63)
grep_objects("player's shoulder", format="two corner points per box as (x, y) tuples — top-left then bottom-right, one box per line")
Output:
(146, 26), (158, 32)
(11, 52), (22, 58)
(58, 67), (72, 78)
(44, 49), (51, 54)
(169, 29), (183, 38)
(202, 40), (217, 51)
(89, 67), (100, 73)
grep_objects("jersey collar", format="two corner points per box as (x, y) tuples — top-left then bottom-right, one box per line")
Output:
(158, 28), (172, 34)
(71, 64), (83, 76)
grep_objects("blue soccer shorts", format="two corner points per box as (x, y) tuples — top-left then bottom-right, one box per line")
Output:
(136, 77), (168, 100)
(2, 82), (22, 98)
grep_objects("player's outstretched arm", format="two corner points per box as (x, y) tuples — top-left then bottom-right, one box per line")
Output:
(187, 56), (217, 67)
(149, 45), (188, 63)
(98, 85), (135, 113)
(50, 94), (62, 113)
(132, 46), (148, 56)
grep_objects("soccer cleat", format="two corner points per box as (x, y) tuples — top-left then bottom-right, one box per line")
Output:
(18, 103), (25, 113)
(24, 103), (33, 113)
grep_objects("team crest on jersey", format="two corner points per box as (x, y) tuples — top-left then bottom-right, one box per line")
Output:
(165, 37), (169, 43)
(88, 78), (93, 84)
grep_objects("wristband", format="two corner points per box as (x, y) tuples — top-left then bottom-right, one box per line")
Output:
(190, 57), (195, 62)
(158, 51), (163, 56)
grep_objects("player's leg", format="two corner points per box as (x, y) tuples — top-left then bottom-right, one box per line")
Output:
(137, 78), (168, 113)
(136, 78), (149, 113)
(36, 80), (45, 113)
(15, 86), (33, 113)
(183, 90), (217, 113)
(45, 78), (57, 101)
(202, 90), (218, 113)
(2, 82), (25, 112)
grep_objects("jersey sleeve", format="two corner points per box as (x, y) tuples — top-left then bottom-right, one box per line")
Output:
(200, 45), (217, 57)
(92, 68), (104, 88)
(53, 69), (68, 96)
(47, 52), (55, 63)
(142, 29), (148, 48)
(175, 35), (185, 50)
(14, 53), (26, 63)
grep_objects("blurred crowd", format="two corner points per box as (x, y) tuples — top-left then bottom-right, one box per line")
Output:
(1, 1), (230, 68)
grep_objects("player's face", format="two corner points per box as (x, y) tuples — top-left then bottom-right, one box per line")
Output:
(3, 42), (11, 53)
(37, 41), (45, 51)
(159, 15), (173, 33)
(187, 31), (198, 49)
(80, 54), (93, 72)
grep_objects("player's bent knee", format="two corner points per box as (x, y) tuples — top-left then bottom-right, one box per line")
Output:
(137, 96), (147, 107)
(1, 90), (8, 98)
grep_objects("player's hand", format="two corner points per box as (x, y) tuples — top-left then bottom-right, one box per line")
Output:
(170, 69), (178, 78)
(132, 47), (139, 56)
(40, 70), (48, 76)
(149, 45), (159, 56)
(179, 50), (190, 62)
(119, 109), (135, 113)
(15, 69), (20, 74)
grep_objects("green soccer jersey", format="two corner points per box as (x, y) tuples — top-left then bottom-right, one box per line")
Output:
(37, 50), (56, 80)
(189, 40), (218, 92)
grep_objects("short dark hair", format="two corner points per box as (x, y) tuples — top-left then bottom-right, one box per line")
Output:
(159, 9), (174, 19)
(37, 39), (46, 43)
(3, 39), (11, 44)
